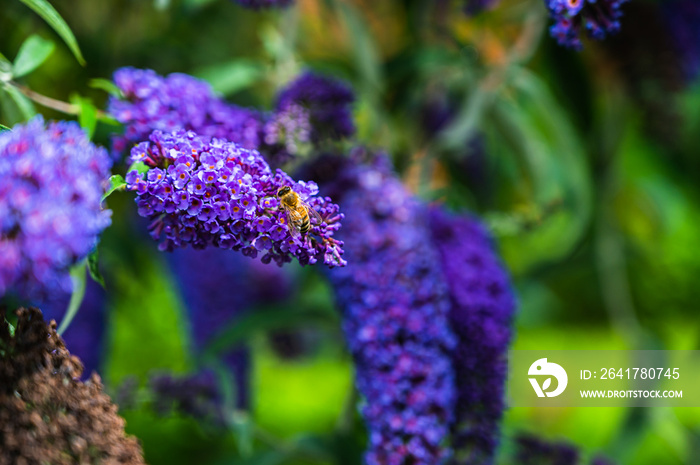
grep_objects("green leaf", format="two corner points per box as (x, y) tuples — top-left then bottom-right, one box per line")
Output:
(438, 87), (491, 152)
(6, 319), (15, 337)
(89, 78), (123, 97)
(2, 84), (37, 120)
(57, 261), (87, 335)
(0, 53), (13, 83)
(98, 115), (120, 126)
(230, 412), (254, 458)
(182, 0), (217, 9)
(485, 68), (593, 273)
(335, 1), (382, 92)
(127, 160), (150, 176)
(87, 247), (105, 289)
(211, 363), (253, 456)
(194, 59), (265, 96)
(102, 174), (126, 202)
(0, 90), (22, 125)
(18, 0), (86, 66)
(0, 123), (10, 131)
(12, 35), (55, 78)
(70, 94), (97, 139)
(154, 0), (170, 10)
(106, 250), (190, 384)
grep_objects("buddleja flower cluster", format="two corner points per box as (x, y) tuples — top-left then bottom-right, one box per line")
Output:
(0, 117), (112, 300)
(110, 68), (353, 166)
(275, 72), (355, 144)
(262, 103), (312, 166)
(109, 68), (262, 155)
(546, 0), (629, 50)
(0, 308), (144, 465)
(323, 157), (456, 465)
(126, 129), (345, 267)
(429, 208), (516, 464)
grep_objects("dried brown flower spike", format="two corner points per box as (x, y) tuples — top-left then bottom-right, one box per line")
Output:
(0, 307), (145, 465)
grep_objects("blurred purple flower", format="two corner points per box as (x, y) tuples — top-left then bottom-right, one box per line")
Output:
(662, 0), (700, 81)
(126, 129), (345, 267)
(109, 68), (263, 155)
(590, 456), (617, 465)
(429, 208), (515, 465)
(150, 370), (226, 424)
(463, 0), (499, 16)
(546, 0), (629, 50)
(109, 68), (326, 168)
(421, 91), (456, 139)
(263, 103), (312, 167)
(233, 0), (294, 8)
(324, 157), (455, 465)
(167, 247), (292, 408)
(276, 72), (355, 145)
(0, 117), (112, 300)
(515, 434), (580, 465)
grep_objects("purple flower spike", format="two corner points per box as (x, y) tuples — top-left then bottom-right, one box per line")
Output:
(150, 370), (226, 425)
(463, 0), (499, 16)
(324, 158), (455, 465)
(515, 434), (580, 465)
(429, 207), (516, 465)
(109, 68), (263, 155)
(262, 103), (312, 167)
(0, 117), (112, 300)
(545, 0), (630, 50)
(663, 0), (700, 81)
(275, 72), (355, 144)
(233, 0), (294, 9)
(126, 129), (345, 267)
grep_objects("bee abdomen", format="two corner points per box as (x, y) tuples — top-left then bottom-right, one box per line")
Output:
(299, 217), (310, 234)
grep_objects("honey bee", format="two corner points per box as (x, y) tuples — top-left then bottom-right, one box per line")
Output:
(277, 185), (323, 238)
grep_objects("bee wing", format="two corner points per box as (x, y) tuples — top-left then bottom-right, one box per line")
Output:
(282, 207), (302, 239)
(299, 199), (324, 225)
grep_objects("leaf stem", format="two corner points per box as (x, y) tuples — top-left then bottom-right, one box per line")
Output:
(11, 82), (108, 118)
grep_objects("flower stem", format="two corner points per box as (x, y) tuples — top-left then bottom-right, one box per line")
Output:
(11, 82), (109, 118)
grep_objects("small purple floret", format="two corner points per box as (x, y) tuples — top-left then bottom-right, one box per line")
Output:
(545, 0), (630, 50)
